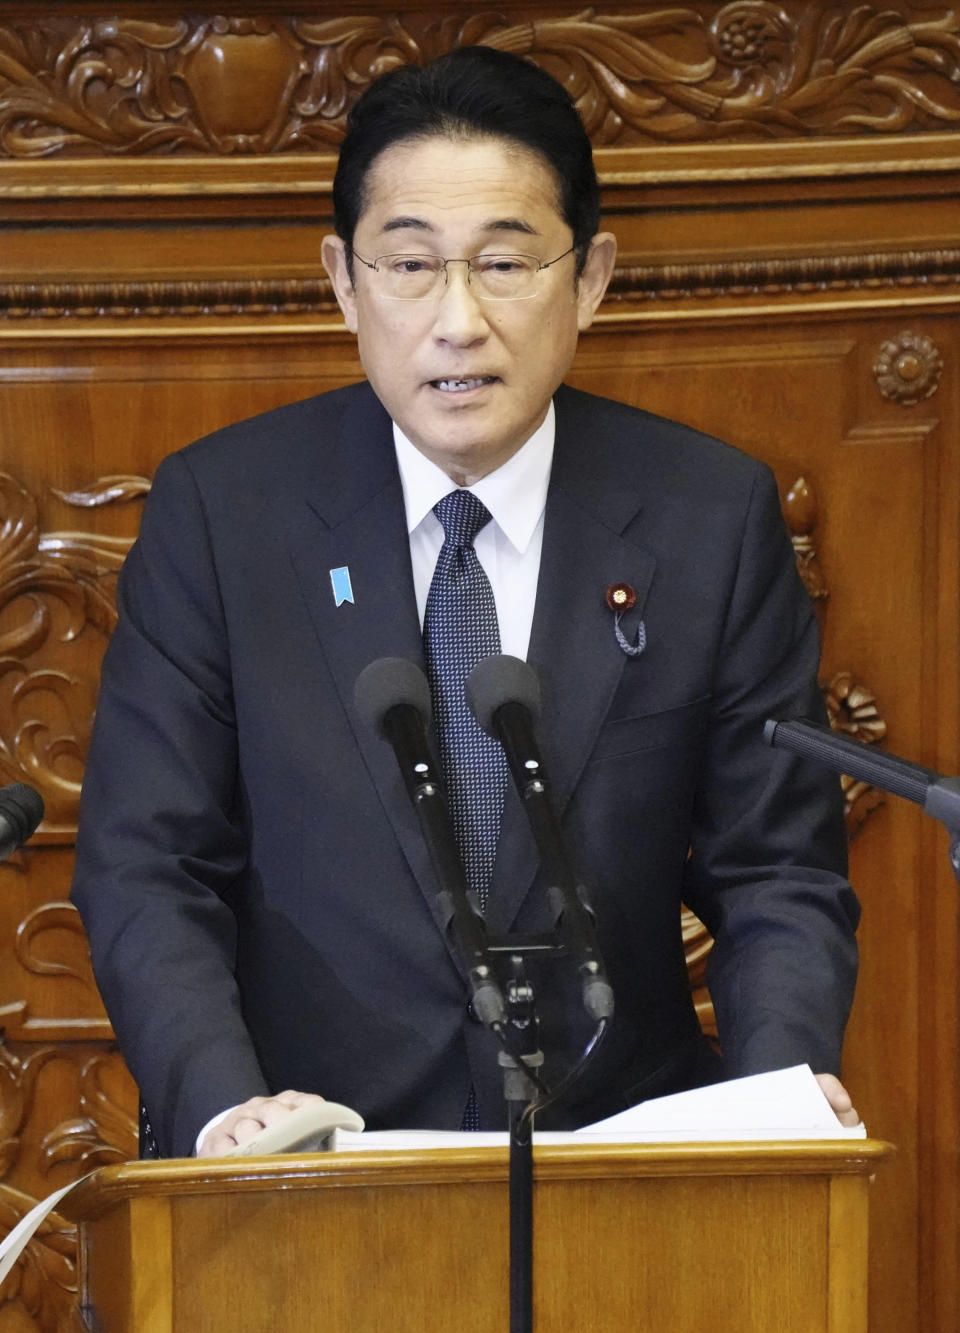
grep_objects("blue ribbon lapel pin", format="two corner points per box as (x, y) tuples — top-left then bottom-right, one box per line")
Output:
(330, 566), (355, 608)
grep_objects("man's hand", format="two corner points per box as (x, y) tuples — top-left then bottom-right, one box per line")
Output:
(197, 1090), (326, 1157)
(814, 1072), (860, 1127)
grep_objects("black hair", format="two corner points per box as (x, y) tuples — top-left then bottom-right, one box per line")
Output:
(332, 46), (600, 279)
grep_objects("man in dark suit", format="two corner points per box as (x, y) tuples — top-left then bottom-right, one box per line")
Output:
(72, 47), (859, 1159)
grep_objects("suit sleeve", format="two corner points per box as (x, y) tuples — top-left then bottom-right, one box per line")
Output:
(71, 450), (270, 1157)
(681, 461), (860, 1078)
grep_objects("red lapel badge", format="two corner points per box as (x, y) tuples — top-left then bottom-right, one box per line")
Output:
(605, 583), (646, 657)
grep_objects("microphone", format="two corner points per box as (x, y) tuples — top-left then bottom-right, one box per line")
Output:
(0, 783), (44, 862)
(354, 657), (506, 1029)
(466, 655), (614, 1022)
(763, 718), (960, 830)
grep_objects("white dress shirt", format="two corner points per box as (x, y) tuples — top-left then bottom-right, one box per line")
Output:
(394, 401), (554, 657)
(195, 406), (554, 1153)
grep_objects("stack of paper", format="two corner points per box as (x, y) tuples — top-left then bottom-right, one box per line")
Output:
(327, 1065), (865, 1152)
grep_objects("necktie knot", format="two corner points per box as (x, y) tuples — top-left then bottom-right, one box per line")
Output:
(434, 489), (492, 548)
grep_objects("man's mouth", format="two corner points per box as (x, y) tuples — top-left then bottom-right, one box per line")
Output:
(429, 376), (498, 393)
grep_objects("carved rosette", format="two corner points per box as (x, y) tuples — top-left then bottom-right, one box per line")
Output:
(0, 471), (147, 834)
(0, 5), (958, 157)
(873, 332), (944, 406)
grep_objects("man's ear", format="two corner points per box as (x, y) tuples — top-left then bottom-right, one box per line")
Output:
(321, 235), (359, 334)
(576, 232), (617, 331)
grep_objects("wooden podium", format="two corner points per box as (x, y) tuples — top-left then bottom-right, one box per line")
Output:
(61, 1140), (891, 1332)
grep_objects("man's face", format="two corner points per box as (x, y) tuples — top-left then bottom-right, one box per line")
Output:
(322, 135), (615, 485)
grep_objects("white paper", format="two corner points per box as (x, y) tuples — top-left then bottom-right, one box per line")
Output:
(572, 1064), (866, 1140)
(327, 1064), (865, 1152)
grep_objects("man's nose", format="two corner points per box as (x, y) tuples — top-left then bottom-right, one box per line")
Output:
(431, 262), (490, 344)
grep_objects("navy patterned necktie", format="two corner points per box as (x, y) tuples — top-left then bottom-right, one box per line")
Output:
(423, 489), (508, 913)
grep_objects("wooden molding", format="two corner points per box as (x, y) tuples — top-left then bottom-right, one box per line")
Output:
(0, 5), (958, 166)
(2, 248), (958, 323)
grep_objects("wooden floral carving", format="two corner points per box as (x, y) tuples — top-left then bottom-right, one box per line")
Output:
(873, 331), (944, 406)
(0, 1183), (75, 1333)
(15, 902), (100, 989)
(0, 5), (958, 158)
(0, 1040), (136, 1325)
(823, 670), (888, 832)
(39, 1051), (138, 1170)
(0, 472), (147, 835)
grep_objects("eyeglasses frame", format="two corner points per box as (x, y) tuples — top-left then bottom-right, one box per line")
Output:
(347, 245), (577, 301)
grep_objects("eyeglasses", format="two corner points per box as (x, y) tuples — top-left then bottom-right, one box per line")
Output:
(349, 246), (576, 301)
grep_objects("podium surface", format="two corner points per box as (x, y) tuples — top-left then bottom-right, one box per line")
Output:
(62, 1140), (891, 1332)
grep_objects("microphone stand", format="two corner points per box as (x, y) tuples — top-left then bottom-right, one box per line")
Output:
(487, 934), (609, 1333)
(484, 936), (563, 1333)
(356, 659), (609, 1333)
(462, 656), (615, 1332)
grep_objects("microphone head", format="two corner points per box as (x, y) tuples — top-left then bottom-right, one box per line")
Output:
(465, 655), (541, 737)
(354, 657), (432, 738)
(0, 782), (44, 845)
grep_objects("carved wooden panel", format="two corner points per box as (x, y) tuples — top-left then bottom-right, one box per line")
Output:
(0, 473), (143, 839)
(0, 1036), (136, 1330)
(0, 4), (958, 159)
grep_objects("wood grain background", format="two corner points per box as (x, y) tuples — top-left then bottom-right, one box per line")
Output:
(0, 3), (957, 1329)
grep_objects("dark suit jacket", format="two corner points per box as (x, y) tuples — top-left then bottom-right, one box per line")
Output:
(72, 381), (858, 1158)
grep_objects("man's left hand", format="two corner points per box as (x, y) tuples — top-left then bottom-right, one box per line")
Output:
(814, 1072), (860, 1126)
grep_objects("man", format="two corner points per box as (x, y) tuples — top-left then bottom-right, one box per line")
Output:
(72, 47), (859, 1159)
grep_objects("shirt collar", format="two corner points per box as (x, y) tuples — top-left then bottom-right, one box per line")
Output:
(393, 401), (554, 555)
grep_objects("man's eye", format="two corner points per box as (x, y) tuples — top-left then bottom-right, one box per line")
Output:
(477, 256), (525, 274)
(389, 258), (433, 274)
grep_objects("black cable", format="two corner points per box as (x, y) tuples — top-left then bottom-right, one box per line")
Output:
(519, 1018), (610, 1132)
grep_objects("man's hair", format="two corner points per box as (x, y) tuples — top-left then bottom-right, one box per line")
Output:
(332, 46), (601, 278)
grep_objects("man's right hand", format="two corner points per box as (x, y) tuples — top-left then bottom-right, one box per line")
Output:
(197, 1090), (325, 1157)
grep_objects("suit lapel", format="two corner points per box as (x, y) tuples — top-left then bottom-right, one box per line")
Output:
(284, 385), (447, 927)
(485, 387), (657, 935)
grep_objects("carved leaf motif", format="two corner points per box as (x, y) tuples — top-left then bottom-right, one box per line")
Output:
(0, 476), (86, 657)
(51, 475), (151, 507)
(15, 902), (95, 986)
(0, 1042), (60, 1165)
(0, 473), (140, 827)
(0, 6), (957, 156)
(0, 17), (198, 157)
(285, 15), (418, 146)
(39, 533), (131, 637)
(824, 670), (888, 834)
(0, 663), (92, 825)
(0, 1184), (75, 1332)
(39, 1052), (137, 1169)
